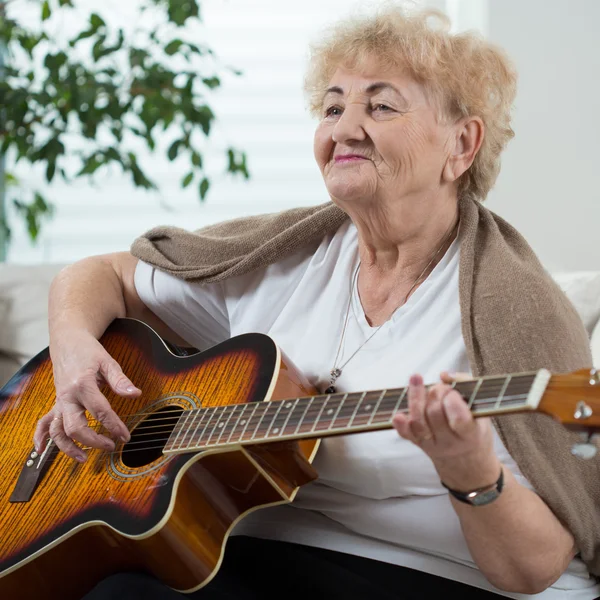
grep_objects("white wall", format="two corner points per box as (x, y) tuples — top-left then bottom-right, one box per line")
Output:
(484, 0), (600, 271)
(5, 0), (600, 271)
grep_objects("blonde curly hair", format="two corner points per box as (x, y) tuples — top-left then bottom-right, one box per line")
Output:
(304, 4), (517, 202)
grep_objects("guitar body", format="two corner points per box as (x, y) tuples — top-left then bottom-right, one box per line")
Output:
(0, 319), (319, 599)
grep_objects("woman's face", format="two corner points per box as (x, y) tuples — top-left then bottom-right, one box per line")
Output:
(314, 59), (453, 207)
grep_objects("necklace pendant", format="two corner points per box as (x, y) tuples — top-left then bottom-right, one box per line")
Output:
(325, 385), (336, 394)
(331, 368), (342, 378)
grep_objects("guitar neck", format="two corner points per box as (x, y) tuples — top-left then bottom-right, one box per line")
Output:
(163, 369), (551, 455)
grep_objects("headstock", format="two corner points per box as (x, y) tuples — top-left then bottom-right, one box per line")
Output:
(538, 368), (600, 458)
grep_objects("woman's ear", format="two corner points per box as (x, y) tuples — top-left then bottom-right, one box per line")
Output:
(442, 116), (484, 183)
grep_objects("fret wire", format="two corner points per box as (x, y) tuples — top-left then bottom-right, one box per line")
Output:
(319, 395), (344, 431)
(308, 396), (328, 433)
(467, 378), (483, 409)
(280, 398), (300, 436)
(329, 393), (351, 430)
(226, 403), (248, 444)
(284, 397), (310, 434)
(347, 391), (367, 429)
(471, 391), (530, 408)
(372, 391), (402, 423)
(173, 408), (196, 451)
(204, 405), (230, 445)
(468, 387), (534, 405)
(172, 409), (194, 451)
(214, 404), (238, 445)
(463, 375), (535, 396)
(249, 402), (276, 440)
(351, 390), (384, 427)
(390, 387), (408, 419)
(268, 399), (296, 437)
(265, 400), (286, 438)
(366, 389), (387, 426)
(468, 379), (535, 403)
(186, 407), (212, 450)
(293, 397), (314, 434)
(238, 402), (260, 442)
(196, 406), (221, 447)
(495, 375), (511, 411)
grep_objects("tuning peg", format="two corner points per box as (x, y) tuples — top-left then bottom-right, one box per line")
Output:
(571, 431), (599, 460)
(590, 368), (599, 385)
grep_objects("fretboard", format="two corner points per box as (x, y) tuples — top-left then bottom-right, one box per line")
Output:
(163, 370), (550, 455)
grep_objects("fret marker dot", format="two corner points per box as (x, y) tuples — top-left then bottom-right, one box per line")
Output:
(218, 422), (224, 428)
(240, 420), (246, 425)
(285, 403), (292, 409)
(365, 404), (372, 411)
(327, 409), (334, 415)
(273, 428), (279, 434)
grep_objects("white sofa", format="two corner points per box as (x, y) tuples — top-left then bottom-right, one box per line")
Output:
(1, 264), (600, 389)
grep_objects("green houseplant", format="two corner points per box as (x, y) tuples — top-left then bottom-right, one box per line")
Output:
(0, 0), (249, 260)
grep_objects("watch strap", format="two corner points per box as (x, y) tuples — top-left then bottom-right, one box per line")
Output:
(441, 468), (504, 506)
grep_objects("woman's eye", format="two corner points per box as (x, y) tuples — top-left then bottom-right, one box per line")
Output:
(372, 104), (391, 112)
(324, 106), (342, 117)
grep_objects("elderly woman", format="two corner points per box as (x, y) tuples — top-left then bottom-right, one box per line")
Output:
(34, 5), (600, 600)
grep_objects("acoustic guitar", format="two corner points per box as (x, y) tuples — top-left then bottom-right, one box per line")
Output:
(0, 318), (599, 600)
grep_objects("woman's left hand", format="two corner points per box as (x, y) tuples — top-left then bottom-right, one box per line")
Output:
(392, 372), (501, 490)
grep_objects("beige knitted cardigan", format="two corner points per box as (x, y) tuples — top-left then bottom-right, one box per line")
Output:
(131, 197), (600, 576)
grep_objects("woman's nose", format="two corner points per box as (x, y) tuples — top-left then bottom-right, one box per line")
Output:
(332, 105), (367, 145)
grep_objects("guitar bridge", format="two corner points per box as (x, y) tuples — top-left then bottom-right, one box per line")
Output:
(9, 440), (57, 503)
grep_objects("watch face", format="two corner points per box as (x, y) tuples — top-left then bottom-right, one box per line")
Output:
(471, 489), (500, 506)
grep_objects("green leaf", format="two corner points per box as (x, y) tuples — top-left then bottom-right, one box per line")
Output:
(59, 0), (74, 6)
(5, 172), (19, 186)
(69, 28), (95, 46)
(41, 1), (51, 21)
(167, 140), (181, 161)
(167, 0), (200, 26)
(202, 77), (220, 90)
(12, 193), (53, 242)
(77, 155), (102, 176)
(164, 39), (184, 56)
(46, 161), (56, 183)
(92, 35), (108, 62)
(199, 177), (209, 200)
(90, 13), (106, 30)
(191, 151), (202, 168)
(182, 172), (194, 188)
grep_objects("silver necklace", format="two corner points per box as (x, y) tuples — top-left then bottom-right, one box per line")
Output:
(324, 220), (458, 394)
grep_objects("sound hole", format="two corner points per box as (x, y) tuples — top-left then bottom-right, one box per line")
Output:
(121, 405), (184, 468)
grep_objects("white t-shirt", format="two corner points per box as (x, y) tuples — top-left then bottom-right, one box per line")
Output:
(135, 220), (600, 599)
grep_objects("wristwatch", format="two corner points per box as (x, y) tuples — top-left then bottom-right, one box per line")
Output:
(441, 469), (504, 506)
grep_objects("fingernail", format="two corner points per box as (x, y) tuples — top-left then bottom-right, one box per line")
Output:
(126, 386), (136, 393)
(119, 434), (130, 443)
(75, 453), (86, 463)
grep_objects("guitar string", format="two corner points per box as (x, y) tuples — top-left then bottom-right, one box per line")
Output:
(42, 391), (534, 461)
(39, 390), (533, 458)
(79, 376), (537, 428)
(99, 387), (535, 442)
(78, 385), (535, 439)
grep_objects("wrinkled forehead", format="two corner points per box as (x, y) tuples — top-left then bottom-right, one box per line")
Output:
(320, 55), (445, 115)
(324, 65), (427, 106)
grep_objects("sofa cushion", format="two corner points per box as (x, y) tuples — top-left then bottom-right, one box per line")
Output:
(0, 263), (67, 362)
(592, 319), (600, 367)
(553, 271), (600, 336)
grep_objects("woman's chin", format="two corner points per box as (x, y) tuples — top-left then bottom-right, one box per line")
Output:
(326, 180), (373, 206)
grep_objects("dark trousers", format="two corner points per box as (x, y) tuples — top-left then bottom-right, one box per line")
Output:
(83, 536), (504, 600)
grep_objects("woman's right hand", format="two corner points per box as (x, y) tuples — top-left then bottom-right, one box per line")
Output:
(33, 330), (141, 462)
